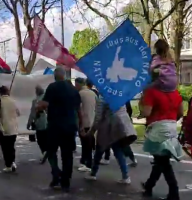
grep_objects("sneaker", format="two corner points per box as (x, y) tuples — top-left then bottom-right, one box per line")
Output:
(100, 159), (110, 165)
(3, 167), (12, 173)
(85, 173), (97, 181)
(117, 177), (131, 184)
(79, 163), (85, 167)
(12, 162), (17, 172)
(78, 166), (91, 172)
(127, 159), (137, 167)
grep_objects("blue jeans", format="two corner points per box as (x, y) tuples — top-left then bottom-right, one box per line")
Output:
(91, 143), (128, 179)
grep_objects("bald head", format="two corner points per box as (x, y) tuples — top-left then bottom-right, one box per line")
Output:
(54, 67), (66, 81)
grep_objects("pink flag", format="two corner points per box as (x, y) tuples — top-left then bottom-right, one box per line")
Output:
(0, 57), (11, 74)
(23, 15), (80, 71)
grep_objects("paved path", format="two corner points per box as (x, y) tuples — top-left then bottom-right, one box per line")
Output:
(0, 136), (191, 200)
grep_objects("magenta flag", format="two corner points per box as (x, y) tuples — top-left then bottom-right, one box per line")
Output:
(23, 15), (80, 71)
(0, 57), (11, 74)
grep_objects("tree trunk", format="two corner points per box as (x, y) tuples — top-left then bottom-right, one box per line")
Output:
(143, 25), (152, 46)
(14, 13), (27, 73)
(105, 18), (114, 32)
(24, 5), (46, 74)
(172, 1), (186, 71)
(26, 52), (37, 74)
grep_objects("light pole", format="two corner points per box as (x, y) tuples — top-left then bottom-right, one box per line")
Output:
(60, 0), (71, 79)
(61, 0), (64, 46)
(0, 37), (16, 62)
(0, 38), (12, 62)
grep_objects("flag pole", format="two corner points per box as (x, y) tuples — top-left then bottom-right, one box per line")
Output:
(9, 32), (28, 91)
(60, 0), (71, 79)
(61, 0), (64, 46)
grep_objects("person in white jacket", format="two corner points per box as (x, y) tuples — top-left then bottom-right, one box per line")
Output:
(0, 86), (20, 172)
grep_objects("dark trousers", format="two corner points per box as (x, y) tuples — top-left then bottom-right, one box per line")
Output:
(0, 132), (17, 168)
(29, 134), (36, 142)
(47, 129), (75, 185)
(104, 148), (110, 160)
(145, 156), (179, 200)
(79, 128), (94, 168)
(36, 129), (47, 154)
(125, 145), (135, 162)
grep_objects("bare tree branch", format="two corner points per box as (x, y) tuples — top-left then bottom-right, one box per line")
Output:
(117, 11), (144, 18)
(81, 0), (114, 31)
(74, 0), (92, 29)
(152, 0), (188, 29)
(1, 0), (60, 74)
(140, 0), (150, 23)
(184, 3), (192, 17)
(2, 0), (14, 13)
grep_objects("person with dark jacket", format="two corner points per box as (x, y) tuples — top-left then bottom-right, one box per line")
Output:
(37, 67), (81, 192)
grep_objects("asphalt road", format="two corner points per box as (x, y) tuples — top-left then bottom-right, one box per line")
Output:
(0, 136), (192, 200)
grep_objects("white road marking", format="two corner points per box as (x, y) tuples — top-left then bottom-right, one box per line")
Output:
(44, 194), (69, 199)
(179, 188), (192, 192)
(28, 159), (37, 162)
(183, 170), (192, 172)
(76, 145), (192, 164)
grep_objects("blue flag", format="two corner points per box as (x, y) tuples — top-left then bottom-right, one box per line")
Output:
(43, 67), (54, 75)
(77, 19), (151, 111)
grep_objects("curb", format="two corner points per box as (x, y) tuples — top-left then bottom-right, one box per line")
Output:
(135, 140), (144, 144)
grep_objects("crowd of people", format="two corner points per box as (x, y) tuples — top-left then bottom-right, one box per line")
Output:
(0, 39), (190, 200)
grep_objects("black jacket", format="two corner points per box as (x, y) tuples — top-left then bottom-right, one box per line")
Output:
(126, 101), (132, 118)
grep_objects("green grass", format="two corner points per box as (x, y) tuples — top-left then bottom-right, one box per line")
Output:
(134, 125), (181, 141)
(134, 125), (145, 141)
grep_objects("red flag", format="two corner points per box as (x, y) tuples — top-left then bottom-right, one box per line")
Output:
(0, 57), (11, 74)
(23, 15), (80, 71)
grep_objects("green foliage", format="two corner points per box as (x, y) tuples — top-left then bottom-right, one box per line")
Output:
(131, 101), (140, 118)
(178, 85), (192, 116)
(69, 28), (100, 59)
(178, 85), (192, 102)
